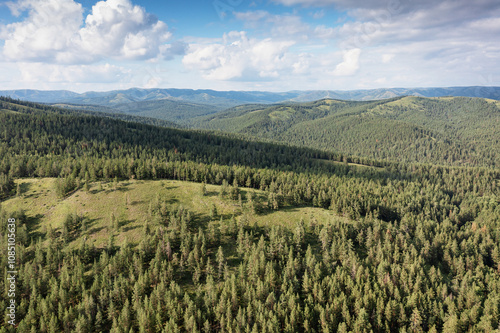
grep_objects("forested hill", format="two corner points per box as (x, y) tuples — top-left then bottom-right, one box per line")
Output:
(0, 96), (180, 129)
(188, 96), (500, 168)
(0, 96), (367, 176)
(1, 97), (500, 332)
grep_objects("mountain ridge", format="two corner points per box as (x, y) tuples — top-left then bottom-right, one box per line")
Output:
(187, 96), (500, 167)
(2, 86), (500, 106)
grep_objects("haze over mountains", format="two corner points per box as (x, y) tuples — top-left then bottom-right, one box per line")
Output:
(2, 86), (500, 107)
(2, 86), (499, 125)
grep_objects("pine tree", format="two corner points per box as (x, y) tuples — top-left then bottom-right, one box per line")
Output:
(442, 314), (461, 333)
(353, 308), (372, 333)
(410, 308), (423, 332)
(210, 204), (218, 220)
(216, 246), (225, 280)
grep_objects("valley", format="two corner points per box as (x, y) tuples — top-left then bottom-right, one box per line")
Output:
(0, 93), (499, 332)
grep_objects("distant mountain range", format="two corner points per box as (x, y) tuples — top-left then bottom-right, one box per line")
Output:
(0, 88), (298, 107)
(2, 86), (500, 123)
(286, 86), (500, 102)
(2, 86), (500, 105)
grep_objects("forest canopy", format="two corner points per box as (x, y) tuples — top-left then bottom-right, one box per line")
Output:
(0, 97), (499, 332)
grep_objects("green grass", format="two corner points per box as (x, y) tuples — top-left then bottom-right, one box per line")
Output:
(1, 109), (21, 114)
(269, 106), (295, 120)
(3, 178), (342, 249)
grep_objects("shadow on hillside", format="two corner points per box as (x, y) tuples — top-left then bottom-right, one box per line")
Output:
(84, 217), (100, 230)
(255, 205), (302, 217)
(27, 213), (44, 240)
(186, 211), (207, 227)
(86, 218), (105, 235)
(162, 183), (179, 190)
(19, 181), (32, 196)
(122, 223), (139, 232)
(164, 198), (179, 205)
(88, 226), (106, 235)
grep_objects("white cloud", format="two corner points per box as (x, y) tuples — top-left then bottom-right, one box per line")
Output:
(235, 11), (310, 40)
(332, 48), (360, 76)
(292, 53), (312, 74)
(183, 31), (295, 81)
(79, 0), (172, 60)
(271, 0), (336, 6)
(0, 0), (176, 64)
(381, 54), (394, 63)
(235, 10), (340, 42)
(1, 0), (85, 63)
(2, 0), (500, 91)
(18, 62), (129, 83)
(313, 25), (336, 39)
(233, 10), (269, 23)
(312, 10), (325, 19)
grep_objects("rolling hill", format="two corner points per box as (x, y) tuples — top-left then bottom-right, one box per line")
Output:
(1, 97), (499, 332)
(1, 96), (181, 129)
(188, 96), (500, 167)
(2, 86), (500, 125)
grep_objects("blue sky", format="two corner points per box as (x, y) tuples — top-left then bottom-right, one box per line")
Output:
(0, 0), (499, 92)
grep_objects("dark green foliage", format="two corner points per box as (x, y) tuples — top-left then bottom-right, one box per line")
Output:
(0, 173), (14, 199)
(1, 96), (500, 332)
(0, 96), (367, 179)
(54, 175), (78, 198)
(61, 212), (86, 243)
(1, 199), (500, 332)
(189, 96), (500, 167)
(1, 96), (180, 128)
(112, 98), (222, 122)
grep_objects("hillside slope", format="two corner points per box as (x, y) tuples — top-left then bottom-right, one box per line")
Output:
(1, 97), (181, 129)
(189, 96), (500, 167)
(2, 87), (500, 126)
(1, 97), (499, 332)
(3, 178), (337, 249)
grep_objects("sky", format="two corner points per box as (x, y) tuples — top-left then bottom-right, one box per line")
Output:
(0, 0), (499, 92)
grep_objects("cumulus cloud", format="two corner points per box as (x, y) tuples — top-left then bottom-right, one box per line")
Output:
(17, 62), (129, 83)
(1, 0), (85, 63)
(183, 31), (295, 81)
(79, 0), (171, 60)
(235, 10), (338, 41)
(0, 0), (177, 64)
(332, 48), (360, 76)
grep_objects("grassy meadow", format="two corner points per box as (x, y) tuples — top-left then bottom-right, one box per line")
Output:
(3, 178), (341, 250)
